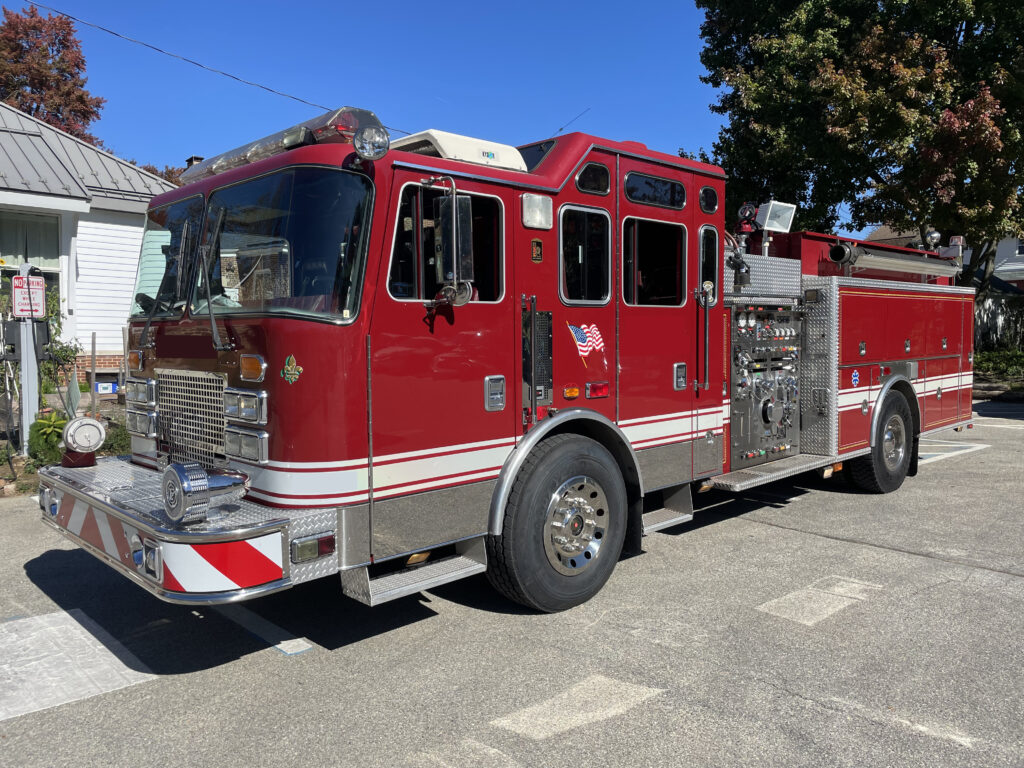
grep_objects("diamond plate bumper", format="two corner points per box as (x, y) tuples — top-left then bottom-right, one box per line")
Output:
(39, 457), (343, 605)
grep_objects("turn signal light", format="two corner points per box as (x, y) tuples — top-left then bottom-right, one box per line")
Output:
(585, 382), (610, 399)
(291, 533), (336, 564)
(563, 386), (580, 400)
(239, 354), (266, 382)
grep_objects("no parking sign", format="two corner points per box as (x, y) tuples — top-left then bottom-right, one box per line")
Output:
(12, 275), (45, 319)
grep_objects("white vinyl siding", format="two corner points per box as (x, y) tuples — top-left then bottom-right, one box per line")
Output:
(75, 210), (145, 356)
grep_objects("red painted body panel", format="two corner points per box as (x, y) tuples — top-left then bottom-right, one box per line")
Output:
(130, 125), (971, 522)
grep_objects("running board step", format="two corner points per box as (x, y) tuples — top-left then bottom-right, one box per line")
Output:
(642, 485), (694, 535)
(340, 538), (487, 606)
(709, 454), (836, 492)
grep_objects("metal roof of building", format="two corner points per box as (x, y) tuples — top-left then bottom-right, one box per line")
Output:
(0, 102), (175, 212)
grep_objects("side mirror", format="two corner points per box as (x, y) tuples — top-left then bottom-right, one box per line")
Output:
(433, 193), (474, 306)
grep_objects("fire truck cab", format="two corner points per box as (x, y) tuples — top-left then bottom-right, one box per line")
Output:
(39, 107), (974, 612)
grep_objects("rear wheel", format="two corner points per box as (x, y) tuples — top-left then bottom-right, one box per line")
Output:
(846, 391), (913, 493)
(486, 434), (627, 612)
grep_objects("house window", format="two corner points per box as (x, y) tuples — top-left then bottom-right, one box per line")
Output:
(1016, 239), (1024, 256)
(0, 210), (61, 314)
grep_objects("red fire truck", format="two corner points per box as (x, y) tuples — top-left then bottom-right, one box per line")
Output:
(39, 107), (974, 612)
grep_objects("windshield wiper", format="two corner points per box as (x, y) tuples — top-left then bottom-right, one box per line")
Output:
(138, 219), (189, 349)
(200, 208), (235, 352)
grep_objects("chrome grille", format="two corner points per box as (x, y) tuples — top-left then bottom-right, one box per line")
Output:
(156, 369), (226, 467)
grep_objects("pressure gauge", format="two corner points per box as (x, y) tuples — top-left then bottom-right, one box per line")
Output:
(737, 313), (748, 328)
(62, 417), (106, 453)
(746, 312), (756, 327)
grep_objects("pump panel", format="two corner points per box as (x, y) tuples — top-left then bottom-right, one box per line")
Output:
(729, 306), (803, 469)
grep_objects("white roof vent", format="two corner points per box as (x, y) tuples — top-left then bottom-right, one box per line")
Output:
(392, 129), (527, 172)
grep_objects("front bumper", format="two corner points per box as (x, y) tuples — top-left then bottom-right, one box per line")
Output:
(39, 457), (342, 605)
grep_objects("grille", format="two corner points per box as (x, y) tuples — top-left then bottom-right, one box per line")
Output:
(156, 369), (226, 467)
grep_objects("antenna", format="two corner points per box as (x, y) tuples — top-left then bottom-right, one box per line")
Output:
(554, 107), (591, 135)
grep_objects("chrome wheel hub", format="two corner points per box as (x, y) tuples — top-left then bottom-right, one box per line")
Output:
(882, 414), (906, 472)
(544, 475), (608, 576)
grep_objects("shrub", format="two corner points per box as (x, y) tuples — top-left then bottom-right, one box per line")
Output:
(28, 411), (66, 466)
(974, 348), (1024, 379)
(100, 421), (131, 456)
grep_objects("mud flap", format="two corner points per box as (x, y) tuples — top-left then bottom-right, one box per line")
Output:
(907, 435), (920, 477)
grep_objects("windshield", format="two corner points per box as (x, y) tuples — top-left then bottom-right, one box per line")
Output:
(131, 196), (204, 317)
(192, 167), (373, 320)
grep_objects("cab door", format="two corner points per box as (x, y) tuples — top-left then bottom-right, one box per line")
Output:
(615, 159), (697, 489)
(367, 172), (517, 561)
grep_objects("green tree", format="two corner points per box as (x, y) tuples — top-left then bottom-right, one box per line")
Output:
(0, 4), (105, 144)
(698, 0), (1023, 300)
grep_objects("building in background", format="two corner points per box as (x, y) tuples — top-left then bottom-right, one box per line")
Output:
(0, 102), (175, 376)
(867, 225), (1024, 291)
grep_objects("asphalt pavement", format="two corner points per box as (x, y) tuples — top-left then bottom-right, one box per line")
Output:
(0, 402), (1021, 767)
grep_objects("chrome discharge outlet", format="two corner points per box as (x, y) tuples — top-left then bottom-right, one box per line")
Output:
(161, 462), (250, 525)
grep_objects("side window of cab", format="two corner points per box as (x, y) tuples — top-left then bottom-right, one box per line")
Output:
(388, 184), (504, 302)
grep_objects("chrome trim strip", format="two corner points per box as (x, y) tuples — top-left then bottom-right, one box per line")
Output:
(488, 409), (643, 536)
(836, 276), (976, 296)
(393, 144), (725, 195)
(869, 374), (916, 448)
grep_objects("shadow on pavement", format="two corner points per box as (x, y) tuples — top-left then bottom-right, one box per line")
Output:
(973, 400), (1024, 420)
(24, 548), (439, 674)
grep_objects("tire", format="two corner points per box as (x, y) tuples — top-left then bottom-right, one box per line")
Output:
(846, 391), (913, 493)
(486, 434), (627, 612)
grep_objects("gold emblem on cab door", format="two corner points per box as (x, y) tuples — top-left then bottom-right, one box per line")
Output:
(280, 355), (303, 384)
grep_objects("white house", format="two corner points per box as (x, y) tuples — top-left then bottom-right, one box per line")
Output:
(0, 102), (176, 372)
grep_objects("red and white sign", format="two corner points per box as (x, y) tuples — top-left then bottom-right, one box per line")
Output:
(12, 275), (45, 319)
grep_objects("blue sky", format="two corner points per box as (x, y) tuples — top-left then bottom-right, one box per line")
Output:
(29, 1), (724, 170)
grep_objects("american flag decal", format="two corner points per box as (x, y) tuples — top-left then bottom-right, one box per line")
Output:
(567, 323), (605, 357)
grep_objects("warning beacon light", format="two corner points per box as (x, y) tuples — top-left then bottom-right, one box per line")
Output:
(180, 106), (389, 184)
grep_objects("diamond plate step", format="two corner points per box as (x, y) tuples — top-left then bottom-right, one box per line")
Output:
(642, 507), (693, 534)
(340, 538), (486, 606)
(642, 484), (694, 535)
(710, 454), (835, 492)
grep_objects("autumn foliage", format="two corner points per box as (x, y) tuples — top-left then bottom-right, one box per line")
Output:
(698, 1), (1023, 298)
(0, 5), (104, 144)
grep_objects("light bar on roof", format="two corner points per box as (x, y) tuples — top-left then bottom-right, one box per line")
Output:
(179, 106), (387, 184)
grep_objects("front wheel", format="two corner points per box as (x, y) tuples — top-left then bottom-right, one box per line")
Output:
(486, 434), (627, 612)
(846, 391), (913, 493)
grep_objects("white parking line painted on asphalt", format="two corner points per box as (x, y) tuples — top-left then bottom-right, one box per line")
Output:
(213, 604), (313, 656)
(830, 697), (977, 749)
(757, 576), (882, 627)
(0, 610), (154, 722)
(490, 675), (664, 740)
(406, 738), (523, 768)
(918, 441), (990, 465)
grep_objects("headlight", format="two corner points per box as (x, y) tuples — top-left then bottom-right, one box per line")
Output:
(126, 408), (157, 438)
(353, 124), (389, 161)
(125, 378), (156, 406)
(224, 425), (268, 464)
(224, 388), (267, 424)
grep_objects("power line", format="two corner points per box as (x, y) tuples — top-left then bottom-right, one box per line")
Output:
(30, 4), (411, 135)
